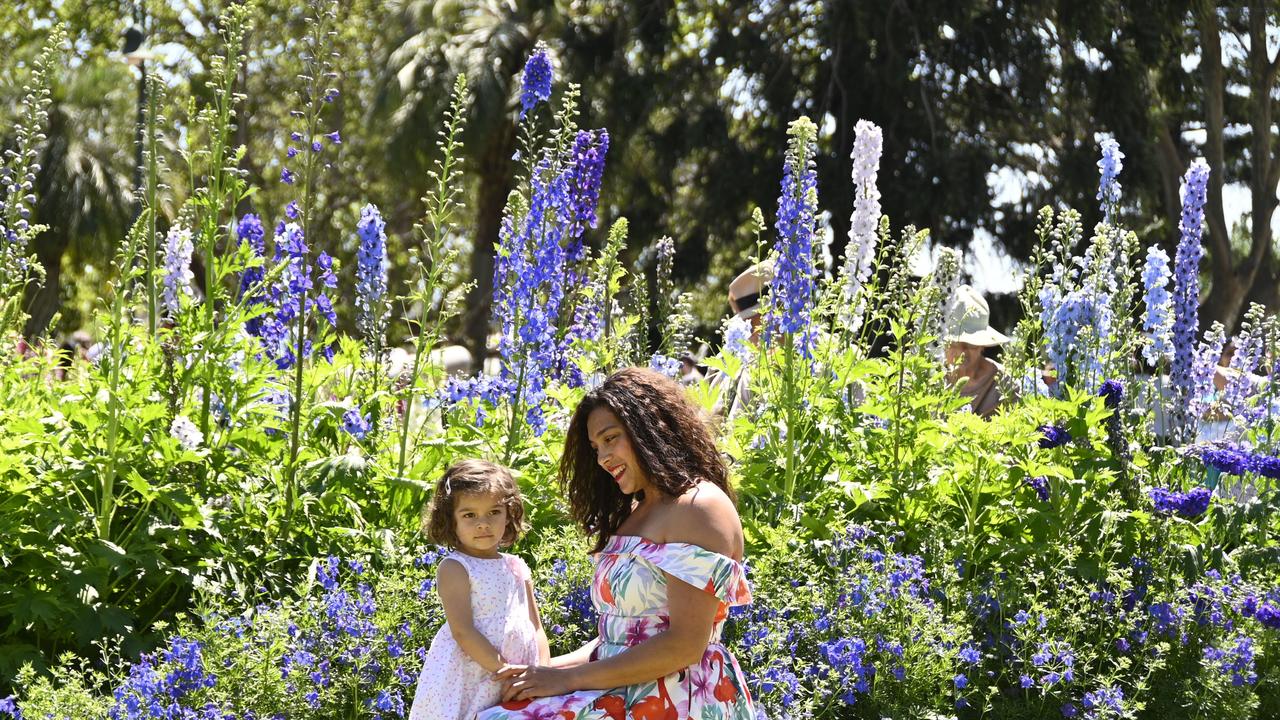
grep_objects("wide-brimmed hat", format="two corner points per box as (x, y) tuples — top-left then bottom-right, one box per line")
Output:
(728, 259), (774, 321)
(944, 284), (1009, 346)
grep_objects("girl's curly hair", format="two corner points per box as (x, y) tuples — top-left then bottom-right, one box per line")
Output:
(423, 459), (526, 549)
(560, 367), (733, 552)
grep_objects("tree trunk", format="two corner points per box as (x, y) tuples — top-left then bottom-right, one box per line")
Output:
(1197, 1), (1280, 332)
(22, 230), (69, 339)
(1195, 4), (1243, 332)
(462, 121), (517, 373)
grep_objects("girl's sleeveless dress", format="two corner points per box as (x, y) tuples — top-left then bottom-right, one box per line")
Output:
(477, 535), (755, 720)
(409, 552), (540, 720)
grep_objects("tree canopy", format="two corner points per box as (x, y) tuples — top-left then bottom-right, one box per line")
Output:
(2, 0), (1277, 353)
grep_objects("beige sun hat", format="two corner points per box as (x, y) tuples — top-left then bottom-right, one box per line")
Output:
(944, 284), (1010, 346)
(728, 259), (775, 321)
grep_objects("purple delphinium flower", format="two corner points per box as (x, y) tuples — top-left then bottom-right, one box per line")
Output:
(1098, 379), (1124, 409)
(1149, 486), (1212, 519)
(1038, 424), (1072, 449)
(1025, 476), (1051, 502)
(519, 46), (553, 119)
(1149, 487), (1182, 514)
(1044, 288), (1105, 385)
(255, 222), (339, 369)
(563, 129), (610, 255)
(160, 225), (195, 318)
(1170, 159), (1211, 440)
(1141, 246), (1173, 365)
(1178, 486), (1212, 518)
(490, 155), (572, 437)
(1081, 685), (1124, 719)
(354, 204), (389, 344)
(1097, 138), (1124, 224)
(0, 696), (21, 720)
(1255, 601), (1280, 630)
(1199, 445), (1254, 476)
(767, 117), (819, 356)
(1203, 634), (1257, 687)
(341, 408), (370, 440)
(841, 119), (882, 334)
(281, 168), (296, 185)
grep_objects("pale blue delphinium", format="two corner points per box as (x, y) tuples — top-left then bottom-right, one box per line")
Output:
(1141, 245), (1173, 365)
(160, 225), (195, 318)
(1097, 138), (1124, 224)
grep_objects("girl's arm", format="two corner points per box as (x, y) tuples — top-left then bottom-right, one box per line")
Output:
(546, 637), (600, 669)
(437, 558), (505, 673)
(524, 579), (551, 665)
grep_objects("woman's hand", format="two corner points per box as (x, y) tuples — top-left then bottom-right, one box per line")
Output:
(495, 664), (574, 701)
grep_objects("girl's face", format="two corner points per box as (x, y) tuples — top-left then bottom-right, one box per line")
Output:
(452, 491), (508, 557)
(587, 406), (649, 496)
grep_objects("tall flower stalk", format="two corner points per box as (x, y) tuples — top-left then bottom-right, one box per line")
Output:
(1142, 246), (1174, 366)
(1170, 159), (1211, 443)
(355, 204), (390, 373)
(159, 225), (195, 319)
(1141, 244), (1174, 433)
(484, 57), (611, 461)
(766, 116), (819, 506)
(1097, 138), (1124, 225)
(192, 5), (252, 436)
(0, 26), (59, 334)
(281, 0), (341, 529)
(840, 120), (882, 337)
(926, 247), (963, 362)
(393, 74), (469, 490)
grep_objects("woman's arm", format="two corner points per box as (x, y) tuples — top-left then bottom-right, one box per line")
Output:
(437, 558), (506, 673)
(567, 574), (718, 688)
(502, 487), (742, 699)
(525, 579), (551, 665)
(499, 576), (717, 699)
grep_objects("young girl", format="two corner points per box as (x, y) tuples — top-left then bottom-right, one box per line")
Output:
(409, 459), (550, 720)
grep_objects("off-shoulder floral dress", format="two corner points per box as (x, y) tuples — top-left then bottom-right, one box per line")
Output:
(477, 535), (755, 720)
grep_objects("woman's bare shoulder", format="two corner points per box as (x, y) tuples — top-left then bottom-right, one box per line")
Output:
(659, 481), (742, 560)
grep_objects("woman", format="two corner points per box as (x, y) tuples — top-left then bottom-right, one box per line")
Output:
(943, 284), (1010, 417)
(480, 367), (755, 720)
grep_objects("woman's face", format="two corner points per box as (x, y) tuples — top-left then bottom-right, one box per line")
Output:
(945, 341), (983, 370)
(587, 406), (648, 496)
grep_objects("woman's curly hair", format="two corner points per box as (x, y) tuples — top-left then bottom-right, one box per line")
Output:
(560, 367), (733, 552)
(423, 459), (526, 549)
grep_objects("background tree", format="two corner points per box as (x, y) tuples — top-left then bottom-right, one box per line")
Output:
(4, 0), (1278, 347)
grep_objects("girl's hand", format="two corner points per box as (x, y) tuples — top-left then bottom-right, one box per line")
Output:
(496, 664), (573, 701)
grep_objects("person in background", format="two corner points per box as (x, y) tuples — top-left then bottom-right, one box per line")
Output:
(943, 285), (1009, 418)
(708, 259), (773, 423)
(678, 352), (702, 386)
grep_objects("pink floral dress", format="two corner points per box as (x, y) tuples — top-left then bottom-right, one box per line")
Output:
(477, 536), (754, 720)
(410, 552), (540, 720)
